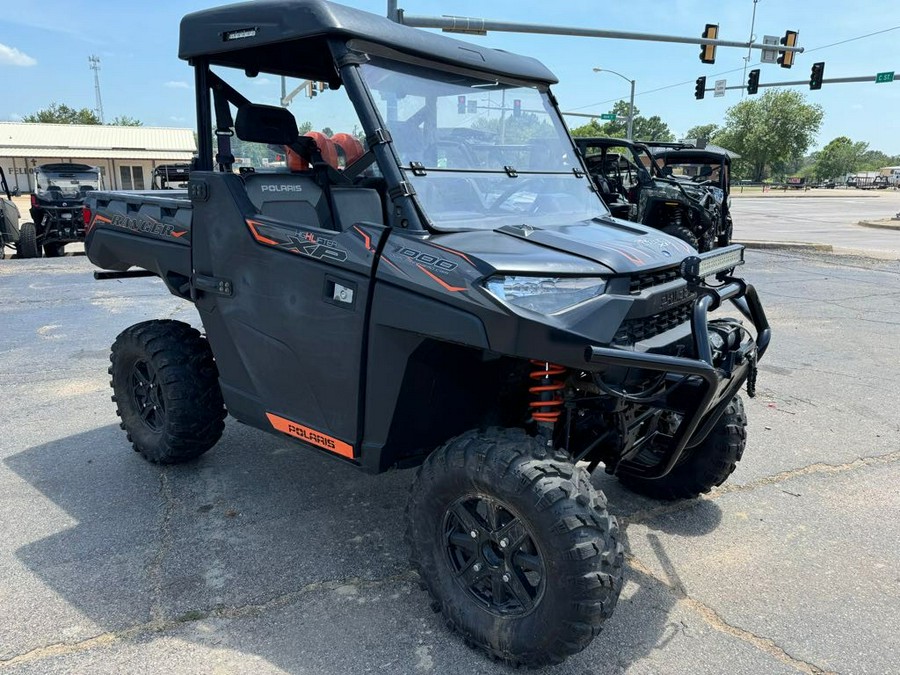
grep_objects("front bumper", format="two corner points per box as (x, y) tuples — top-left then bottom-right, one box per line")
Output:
(586, 276), (770, 479)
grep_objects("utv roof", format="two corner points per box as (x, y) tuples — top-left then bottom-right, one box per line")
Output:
(179, 0), (557, 84)
(36, 163), (100, 173)
(647, 142), (740, 161)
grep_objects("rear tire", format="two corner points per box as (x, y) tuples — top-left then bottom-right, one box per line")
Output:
(661, 223), (699, 251)
(406, 428), (623, 667)
(110, 320), (226, 464)
(618, 395), (747, 500)
(17, 222), (40, 258)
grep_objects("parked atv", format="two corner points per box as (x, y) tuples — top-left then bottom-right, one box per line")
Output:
(83, 0), (769, 666)
(575, 137), (730, 251)
(28, 163), (102, 257)
(648, 142), (735, 247)
(151, 164), (191, 190)
(0, 167), (37, 259)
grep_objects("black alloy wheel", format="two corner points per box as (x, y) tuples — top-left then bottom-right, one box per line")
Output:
(443, 495), (545, 617)
(129, 359), (166, 432)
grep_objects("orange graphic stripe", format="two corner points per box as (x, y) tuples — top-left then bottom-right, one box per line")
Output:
(171, 230), (188, 238)
(246, 219), (278, 246)
(429, 242), (474, 266)
(266, 413), (354, 459)
(94, 214), (112, 224)
(381, 256), (408, 276)
(353, 225), (374, 252)
(416, 263), (466, 292)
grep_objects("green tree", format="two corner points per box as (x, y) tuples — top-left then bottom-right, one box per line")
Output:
(472, 112), (555, 144)
(570, 101), (674, 142)
(714, 89), (824, 181)
(684, 123), (720, 142)
(22, 103), (100, 125)
(812, 136), (868, 180)
(22, 103), (143, 126)
(109, 115), (143, 127)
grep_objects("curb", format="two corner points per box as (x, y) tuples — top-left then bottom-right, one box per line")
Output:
(736, 240), (833, 253)
(731, 193), (883, 199)
(857, 220), (900, 231)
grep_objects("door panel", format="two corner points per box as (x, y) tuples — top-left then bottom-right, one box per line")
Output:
(189, 172), (386, 454)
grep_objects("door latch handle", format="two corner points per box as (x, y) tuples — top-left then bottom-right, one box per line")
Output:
(193, 274), (233, 297)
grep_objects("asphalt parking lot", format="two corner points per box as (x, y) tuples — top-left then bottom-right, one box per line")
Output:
(1, 244), (899, 673)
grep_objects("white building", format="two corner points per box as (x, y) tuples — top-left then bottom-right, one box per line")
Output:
(0, 122), (196, 193)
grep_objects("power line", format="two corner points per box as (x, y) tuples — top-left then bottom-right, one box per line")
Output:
(569, 24), (900, 111)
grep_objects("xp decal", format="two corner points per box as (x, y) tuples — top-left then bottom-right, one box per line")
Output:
(246, 218), (349, 262)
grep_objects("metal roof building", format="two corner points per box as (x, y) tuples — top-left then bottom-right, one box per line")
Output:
(0, 122), (196, 192)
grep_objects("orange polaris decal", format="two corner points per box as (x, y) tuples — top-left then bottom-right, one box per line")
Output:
(95, 214), (112, 224)
(171, 230), (188, 238)
(266, 413), (354, 459)
(353, 225), (374, 252)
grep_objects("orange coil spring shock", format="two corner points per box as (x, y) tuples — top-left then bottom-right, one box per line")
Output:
(528, 360), (566, 424)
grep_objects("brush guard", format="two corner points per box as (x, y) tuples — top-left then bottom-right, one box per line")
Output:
(585, 247), (771, 480)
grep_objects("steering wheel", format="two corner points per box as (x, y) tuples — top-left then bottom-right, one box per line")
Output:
(488, 177), (545, 214)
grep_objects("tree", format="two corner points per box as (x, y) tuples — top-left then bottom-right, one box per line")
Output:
(110, 115), (143, 127)
(684, 123), (720, 142)
(812, 136), (868, 180)
(570, 101), (674, 142)
(22, 103), (100, 125)
(714, 89), (823, 181)
(472, 112), (555, 144)
(22, 103), (144, 126)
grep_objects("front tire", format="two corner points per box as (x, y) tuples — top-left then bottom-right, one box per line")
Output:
(110, 320), (225, 464)
(661, 222), (699, 251)
(406, 428), (623, 667)
(618, 396), (747, 500)
(17, 222), (40, 258)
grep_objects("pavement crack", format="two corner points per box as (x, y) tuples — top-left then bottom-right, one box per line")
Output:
(0, 570), (417, 669)
(622, 450), (900, 526)
(626, 554), (836, 675)
(147, 468), (175, 623)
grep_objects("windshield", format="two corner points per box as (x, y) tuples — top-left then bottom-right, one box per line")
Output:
(359, 60), (606, 231)
(659, 159), (725, 187)
(35, 169), (101, 200)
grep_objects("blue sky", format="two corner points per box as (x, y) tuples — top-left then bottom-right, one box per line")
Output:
(2, 0), (899, 155)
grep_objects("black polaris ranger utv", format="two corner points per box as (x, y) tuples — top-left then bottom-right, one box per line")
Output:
(84, 0), (769, 666)
(29, 162), (102, 257)
(575, 137), (731, 251)
(1, 166), (34, 259)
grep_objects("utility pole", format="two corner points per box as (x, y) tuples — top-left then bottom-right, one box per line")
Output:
(741, 0), (760, 99)
(88, 55), (104, 123)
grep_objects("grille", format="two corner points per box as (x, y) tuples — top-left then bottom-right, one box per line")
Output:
(614, 302), (693, 344)
(628, 267), (681, 294)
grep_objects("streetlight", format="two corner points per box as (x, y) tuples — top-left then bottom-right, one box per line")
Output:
(592, 67), (635, 140)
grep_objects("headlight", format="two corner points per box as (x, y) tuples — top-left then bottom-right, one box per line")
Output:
(485, 276), (606, 314)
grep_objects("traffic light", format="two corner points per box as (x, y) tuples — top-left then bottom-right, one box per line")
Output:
(700, 24), (718, 64)
(308, 81), (318, 97)
(458, 95), (466, 114)
(747, 69), (760, 95)
(809, 61), (825, 90)
(513, 99), (522, 117)
(778, 30), (798, 68)
(694, 76), (707, 100)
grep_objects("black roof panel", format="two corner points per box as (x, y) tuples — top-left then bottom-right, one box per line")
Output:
(179, 0), (557, 84)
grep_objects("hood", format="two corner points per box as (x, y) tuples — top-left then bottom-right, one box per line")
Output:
(435, 218), (694, 276)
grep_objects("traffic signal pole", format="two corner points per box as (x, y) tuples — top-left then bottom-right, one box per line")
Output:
(705, 71), (899, 95)
(391, 11), (805, 56)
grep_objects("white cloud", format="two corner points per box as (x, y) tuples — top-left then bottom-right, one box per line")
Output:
(253, 77), (274, 86)
(169, 116), (186, 122)
(164, 81), (191, 90)
(0, 43), (37, 66)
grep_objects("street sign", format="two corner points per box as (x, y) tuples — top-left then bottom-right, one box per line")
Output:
(875, 71), (895, 83)
(600, 113), (617, 120)
(761, 35), (779, 64)
(714, 79), (726, 97)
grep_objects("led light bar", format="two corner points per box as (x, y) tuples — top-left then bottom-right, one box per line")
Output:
(680, 244), (745, 283)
